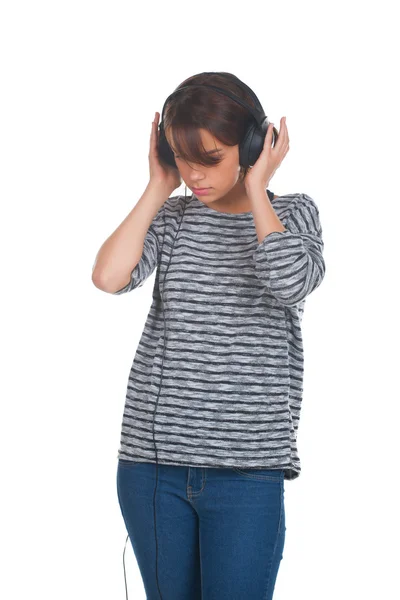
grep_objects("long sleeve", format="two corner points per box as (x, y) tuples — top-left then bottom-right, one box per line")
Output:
(252, 193), (326, 307)
(113, 202), (166, 295)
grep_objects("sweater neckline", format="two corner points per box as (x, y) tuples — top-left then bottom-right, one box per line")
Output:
(189, 189), (275, 217)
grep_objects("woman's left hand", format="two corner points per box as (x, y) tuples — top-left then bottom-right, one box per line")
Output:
(243, 116), (289, 193)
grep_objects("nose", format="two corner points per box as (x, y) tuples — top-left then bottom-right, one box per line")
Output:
(190, 170), (207, 184)
(181, 161), (208, 185)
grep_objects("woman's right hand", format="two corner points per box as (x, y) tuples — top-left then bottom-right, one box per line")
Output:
(149, 111), (182, 193)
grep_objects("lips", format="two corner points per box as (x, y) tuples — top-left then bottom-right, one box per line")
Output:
(192, 187), (210, 191)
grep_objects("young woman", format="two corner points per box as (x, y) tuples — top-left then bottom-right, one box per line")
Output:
(93, 72), (326, 599)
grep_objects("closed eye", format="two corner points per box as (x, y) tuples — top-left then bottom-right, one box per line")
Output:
(175, 154), (223, 160)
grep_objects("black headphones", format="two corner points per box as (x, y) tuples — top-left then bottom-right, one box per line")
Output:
(122, 73), (276, 600)
(157, 71), (276, 171)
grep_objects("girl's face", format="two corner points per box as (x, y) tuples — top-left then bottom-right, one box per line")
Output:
(166, 128), (247, 206)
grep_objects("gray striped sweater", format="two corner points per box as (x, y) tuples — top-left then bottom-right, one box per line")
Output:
(113, 189), (325, 480)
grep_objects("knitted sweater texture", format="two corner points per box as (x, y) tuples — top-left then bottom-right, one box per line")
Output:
(113, 189), (326, 480)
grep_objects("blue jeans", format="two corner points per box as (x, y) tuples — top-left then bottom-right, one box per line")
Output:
(116, 460), (286, 599)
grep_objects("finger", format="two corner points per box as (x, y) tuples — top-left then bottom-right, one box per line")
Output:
(284, 116), (290, 145)
(280, 116), (288, 144)
(150, 121), (155, 147)
(274, 117), (287, 151)
(264, 123), (274, 146)
(154, 113), (160, 138)
(150, 120), (157, 154)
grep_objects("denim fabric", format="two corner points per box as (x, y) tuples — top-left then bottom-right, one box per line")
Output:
(117, 460), (286, 599)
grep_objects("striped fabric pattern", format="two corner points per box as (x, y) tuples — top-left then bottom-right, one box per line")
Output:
(113, 189), (325, 480)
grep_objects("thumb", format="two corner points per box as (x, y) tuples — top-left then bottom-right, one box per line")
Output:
(266, 122), (274, 141)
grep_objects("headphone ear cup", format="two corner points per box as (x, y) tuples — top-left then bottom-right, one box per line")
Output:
(157, 121), (178, 169)
(239, 122), (266, 169)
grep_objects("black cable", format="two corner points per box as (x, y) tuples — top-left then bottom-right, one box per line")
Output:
(122, 184), (190, 600)
(153, 184), (189, 598)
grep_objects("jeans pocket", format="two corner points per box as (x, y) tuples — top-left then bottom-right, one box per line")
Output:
(232, 467), (284, 481)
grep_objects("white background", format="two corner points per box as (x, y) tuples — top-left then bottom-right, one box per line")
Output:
(1, 1), (399, 598)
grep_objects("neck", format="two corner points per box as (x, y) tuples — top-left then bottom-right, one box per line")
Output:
(207, 181), (252, 214)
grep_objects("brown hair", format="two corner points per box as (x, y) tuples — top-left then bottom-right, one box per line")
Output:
(163, 72), (278, 182)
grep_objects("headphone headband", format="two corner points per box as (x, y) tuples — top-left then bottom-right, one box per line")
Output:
(160, 73), (268, 132)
